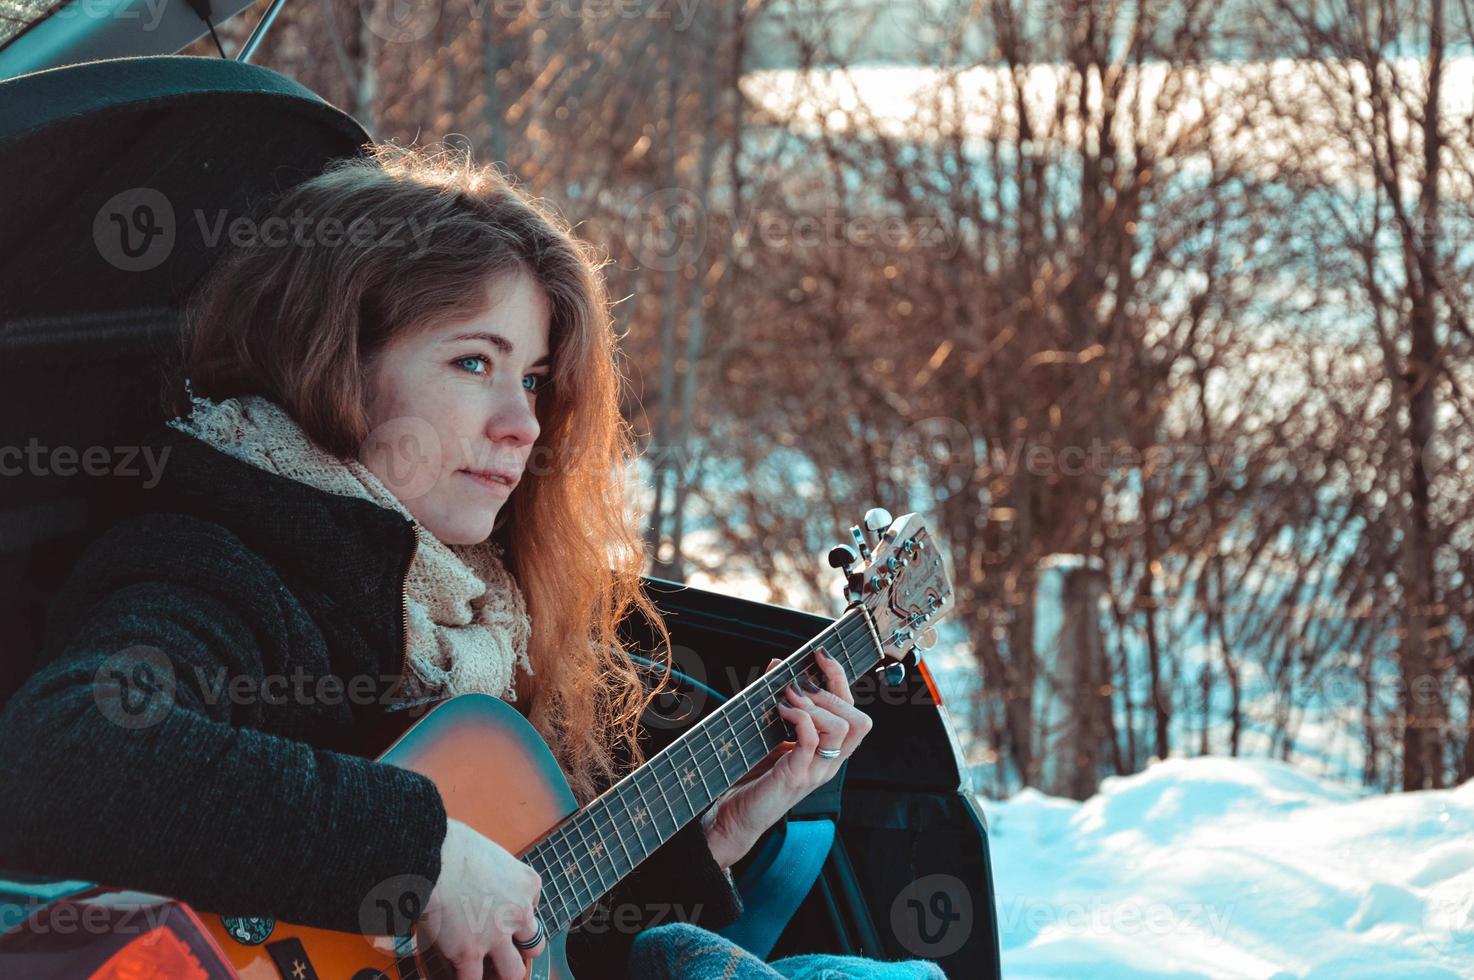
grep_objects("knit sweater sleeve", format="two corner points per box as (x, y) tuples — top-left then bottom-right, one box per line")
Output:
(0, 517), (447, 936)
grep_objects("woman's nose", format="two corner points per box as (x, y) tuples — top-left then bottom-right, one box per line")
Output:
(486, 388), (540, 447)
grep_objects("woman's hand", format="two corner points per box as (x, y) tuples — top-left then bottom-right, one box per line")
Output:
(700, 646), (873, 870)
(421, 817), (547, 980)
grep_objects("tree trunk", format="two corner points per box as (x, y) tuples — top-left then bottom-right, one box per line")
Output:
(1056, 564), (1108, 800)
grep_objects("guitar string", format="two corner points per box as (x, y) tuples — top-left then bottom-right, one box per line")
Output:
(408, 611), (890, 975)
(532, 608), (886, 931)
(537, 610), (883, 931)
(534, 610), (876, 928)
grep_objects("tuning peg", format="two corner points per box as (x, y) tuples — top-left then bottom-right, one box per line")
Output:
(829, 543), (865, 602)
(877, 661), (906, 686)
(828, 544), (859, 569)
(848, 524), (872, 563)
(863, 507), (894, 537)
(915, 627), (938, 651)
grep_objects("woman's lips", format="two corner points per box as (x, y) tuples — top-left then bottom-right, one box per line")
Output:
(461, 470), (517, 494)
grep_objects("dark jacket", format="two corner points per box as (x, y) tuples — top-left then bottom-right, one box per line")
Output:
(0, 423), (743, 974)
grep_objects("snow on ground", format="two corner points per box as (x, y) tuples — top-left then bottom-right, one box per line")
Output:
(984, 757), (1474, 978)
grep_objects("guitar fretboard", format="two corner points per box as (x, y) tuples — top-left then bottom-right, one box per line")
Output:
(524, 604), (885, 934)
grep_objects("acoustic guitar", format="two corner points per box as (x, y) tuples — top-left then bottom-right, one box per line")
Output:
(0, 511), (951, 980)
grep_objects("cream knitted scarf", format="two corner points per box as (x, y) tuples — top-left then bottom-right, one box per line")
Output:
(168, 393), (534, 710)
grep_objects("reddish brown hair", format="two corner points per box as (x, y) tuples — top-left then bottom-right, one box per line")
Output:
(174, 142), (673, 805)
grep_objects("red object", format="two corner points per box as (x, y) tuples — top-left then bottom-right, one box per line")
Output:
(0, 888), (235, 980)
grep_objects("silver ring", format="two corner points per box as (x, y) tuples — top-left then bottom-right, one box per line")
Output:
(817, 747), (842, 760)
(513, 915), (545, 950)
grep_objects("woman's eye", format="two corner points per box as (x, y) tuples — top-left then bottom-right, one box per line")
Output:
(455, 355), (490, 375)
(523, 374), (549, 394)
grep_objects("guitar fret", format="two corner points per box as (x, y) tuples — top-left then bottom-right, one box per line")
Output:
(668, 743), (698, 825)
(562, 811), (607, 916)
(649, 753), (686, 835)
(832, 626), (853, 683)
(532, 831), (579, 932)
(630, 768), (671, 854)
(608, 787), (645, 878)
(542, 849), (575, 924)
(614, 780), (654, 865)
(683, 729), (715, 814)
(714, 709), (746, 783)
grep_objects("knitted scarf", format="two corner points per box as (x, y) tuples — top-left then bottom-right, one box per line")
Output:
(168, 393), (534, 710)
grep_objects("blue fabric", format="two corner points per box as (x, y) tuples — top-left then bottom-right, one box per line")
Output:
(719, 818), (836, 959)
(629, 922), (948, 979)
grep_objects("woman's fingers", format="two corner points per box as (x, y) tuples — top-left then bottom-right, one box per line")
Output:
(486, 937), (523, 980)
(800, 650), (873, 755)
(800, 686), (872, 755)
(779, 686), (850, 776)
(813, 647), (855, 705)
(449, 950), (485, 980)
(775, 699), (818, 777)
(513, 903), (546, 961)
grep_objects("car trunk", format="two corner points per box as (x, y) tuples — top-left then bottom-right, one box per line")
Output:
(0, 54), (1001, 978)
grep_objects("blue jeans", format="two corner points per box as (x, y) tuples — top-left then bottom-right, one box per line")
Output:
(628, 922), (949, 979)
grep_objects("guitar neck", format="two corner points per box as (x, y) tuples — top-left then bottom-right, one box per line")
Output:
(524, 604), (884, 934)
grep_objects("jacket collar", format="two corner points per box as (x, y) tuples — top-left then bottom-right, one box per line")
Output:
(118, 423), (418, 681)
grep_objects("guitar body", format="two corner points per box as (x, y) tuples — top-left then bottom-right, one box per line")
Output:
(203, 694), (577, 980)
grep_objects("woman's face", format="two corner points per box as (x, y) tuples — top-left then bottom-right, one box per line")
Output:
(361, 271), (552, 545)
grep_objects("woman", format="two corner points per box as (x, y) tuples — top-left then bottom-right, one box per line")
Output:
(0, 145), (941, 979)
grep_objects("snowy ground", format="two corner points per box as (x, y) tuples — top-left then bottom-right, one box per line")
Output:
(983, 757), (1474, 978)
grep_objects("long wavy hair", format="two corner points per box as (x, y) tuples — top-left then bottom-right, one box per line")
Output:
(172, 142), (673, 806)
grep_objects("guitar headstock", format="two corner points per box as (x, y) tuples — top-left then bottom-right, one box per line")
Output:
(831, 509), (953, 665)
